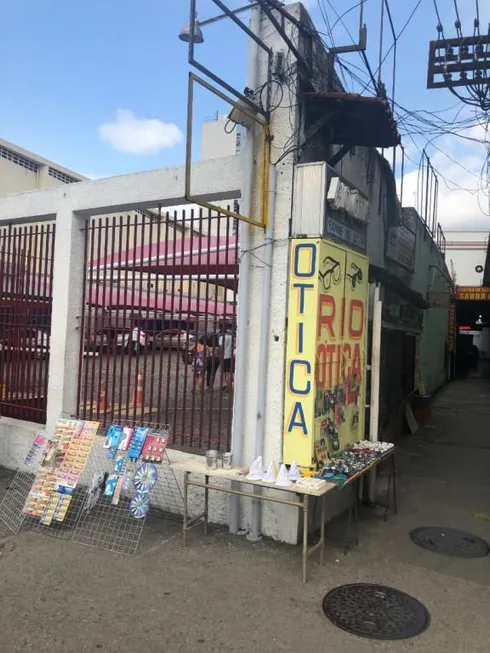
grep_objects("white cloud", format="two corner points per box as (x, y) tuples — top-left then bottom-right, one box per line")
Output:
(98, 109), (183, 155)
(397, 130), (490, 230)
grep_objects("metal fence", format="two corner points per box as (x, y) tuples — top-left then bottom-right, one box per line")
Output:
(77, 208), (238, 453)
(0, 223), (55, 423)
(436, 222), (446, 258)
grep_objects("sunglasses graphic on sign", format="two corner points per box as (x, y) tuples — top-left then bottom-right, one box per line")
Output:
(346, 262), (363, 290)
(319, 256), (341, 292)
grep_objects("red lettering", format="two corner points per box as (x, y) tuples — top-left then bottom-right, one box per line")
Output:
(348, 299), (364, 338)
(325, 344), (336, 389)
(316, 345), (326, 387)
(318, 294), (336, 340)
(340, 297), (346, 339)
(341, 343), (351, 384)
(351, 343), (361, 379)
(334, 344), (342, 387)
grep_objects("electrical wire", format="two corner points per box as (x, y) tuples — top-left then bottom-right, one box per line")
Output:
(358, 0), (424, 96)
(330, 1), (367, 33)
(453, 0), (463, 40)
(264, 0), (490, 213)
(474, 0), (480, 36)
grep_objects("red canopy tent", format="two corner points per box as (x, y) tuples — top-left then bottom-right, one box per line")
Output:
(88, 234), (239, 316)
(14, 236), (239, 316)
(86, 286), (235, 317)
(92, 234), (238, 281)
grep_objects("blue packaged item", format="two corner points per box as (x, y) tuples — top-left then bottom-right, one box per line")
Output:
(114, 455), (125, 473)
(104, 474), (119, 497)
(105, 424), (124, 459)
(127, 426), (149, 460)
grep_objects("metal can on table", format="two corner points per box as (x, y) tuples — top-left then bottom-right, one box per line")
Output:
(205, 450), (218, 470)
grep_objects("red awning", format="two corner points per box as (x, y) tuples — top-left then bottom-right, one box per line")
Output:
(304, 91), (400, 148)
(86, 286), (234, 317)
(92, 234), (239, 277)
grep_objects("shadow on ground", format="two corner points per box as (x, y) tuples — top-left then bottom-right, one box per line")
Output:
(1, 379), (490, 652)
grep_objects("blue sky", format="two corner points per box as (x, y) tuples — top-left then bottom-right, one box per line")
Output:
(1, 1), (488, 226)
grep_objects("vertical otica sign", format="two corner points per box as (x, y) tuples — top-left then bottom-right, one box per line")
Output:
(283, 239), (369, 468)
(283, 240), (320, 467)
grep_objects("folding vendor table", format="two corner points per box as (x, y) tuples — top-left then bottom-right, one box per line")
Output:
(172, 448), (396, 583)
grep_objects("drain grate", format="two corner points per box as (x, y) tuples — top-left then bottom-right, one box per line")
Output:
(410, 527), (489, 558)
(322, 583), (430, 640)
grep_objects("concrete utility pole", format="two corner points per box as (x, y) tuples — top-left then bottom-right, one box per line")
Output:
(229, 3), (304, 543)
(229, 1), (261, 535)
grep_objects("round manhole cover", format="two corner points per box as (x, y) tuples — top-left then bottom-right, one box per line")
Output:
(322, 583), (430, 640)
(410, 527), (489, 558)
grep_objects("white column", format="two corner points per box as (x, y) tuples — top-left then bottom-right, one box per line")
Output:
(237, 7), (302, 543)
(37, 164), (50, 189)
(46, 205), (86, 432)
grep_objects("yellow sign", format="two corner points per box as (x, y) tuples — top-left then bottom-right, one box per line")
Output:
(283, 239), (369, 467)
(455, 286), (490, 300)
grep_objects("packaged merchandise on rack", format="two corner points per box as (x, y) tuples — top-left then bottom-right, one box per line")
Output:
(23, 419), (100, 523)
(24, 432), (47, 465)
(118, 426), (134, 452)
(127, 426), (149, 460)
(140, 429), (169, 463)
(104, 424), (124, 459)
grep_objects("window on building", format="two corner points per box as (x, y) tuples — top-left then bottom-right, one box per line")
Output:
(0, 146), (39, 173)
(48, 167), (81, 184)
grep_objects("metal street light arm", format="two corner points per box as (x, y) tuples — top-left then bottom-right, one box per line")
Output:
(198, 2), (259, 27)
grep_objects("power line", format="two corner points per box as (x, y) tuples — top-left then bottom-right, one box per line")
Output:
(453, 0), (463, 40)
(358, 0), (424, 95)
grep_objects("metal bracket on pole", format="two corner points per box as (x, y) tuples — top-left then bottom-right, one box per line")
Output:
(185, 72), (271, 229)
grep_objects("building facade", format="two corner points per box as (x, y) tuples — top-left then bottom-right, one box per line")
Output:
(0, 138), (86, 195)
(444, 230), (488, 287)
(0, 2), (452, 545)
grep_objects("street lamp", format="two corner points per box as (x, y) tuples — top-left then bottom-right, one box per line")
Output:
(178, 3), (259, 44)
(178, 16), (204, 44)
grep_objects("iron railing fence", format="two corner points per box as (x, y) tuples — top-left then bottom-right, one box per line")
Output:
(77, 208), (238, 453)
(0, 223), (55, 423)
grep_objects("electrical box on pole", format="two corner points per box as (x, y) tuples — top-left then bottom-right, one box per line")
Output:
(427, 35), (490, 90)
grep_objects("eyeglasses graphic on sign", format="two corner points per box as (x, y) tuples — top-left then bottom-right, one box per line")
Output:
(346, 262), (363, 290)
(319, 256), (341, 292)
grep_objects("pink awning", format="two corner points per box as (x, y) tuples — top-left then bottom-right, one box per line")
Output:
(86, 286), (235, 317)
(92, 234), (239, 277)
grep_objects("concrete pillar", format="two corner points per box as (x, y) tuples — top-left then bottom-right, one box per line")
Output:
(37, 164), (50, 189)
(46, 205), (86, 432)
(236, 7), (302, 543)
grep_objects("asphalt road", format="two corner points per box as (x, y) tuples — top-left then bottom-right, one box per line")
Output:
(79, 349), (234, 452)
(1, 348), (234, 452)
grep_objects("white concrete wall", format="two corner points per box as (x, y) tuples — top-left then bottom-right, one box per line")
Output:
(444, 230), (488, 287)
(201, 114), (239, 161)
(0, 158), (40, 194)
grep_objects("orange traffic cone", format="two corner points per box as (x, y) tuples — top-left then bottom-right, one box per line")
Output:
(131, 372), (144, 409)
(97, 379), (111, 413)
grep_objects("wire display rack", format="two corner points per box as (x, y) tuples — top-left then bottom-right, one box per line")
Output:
(0, 468), (35, 535)
(0, 419), (185, 556)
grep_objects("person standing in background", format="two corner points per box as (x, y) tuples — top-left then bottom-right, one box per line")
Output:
(194, 334), (207, 393)
(219, 327), (234, 391)
(205, 332), (220, 391)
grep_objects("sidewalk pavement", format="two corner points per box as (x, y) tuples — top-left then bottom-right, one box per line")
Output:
(1, 378), (490, 652)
